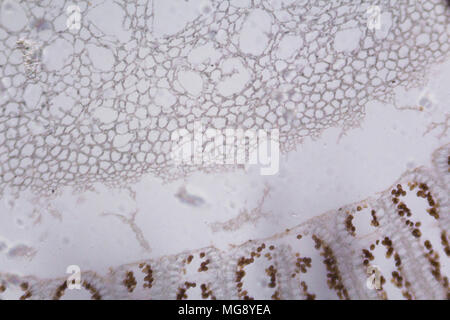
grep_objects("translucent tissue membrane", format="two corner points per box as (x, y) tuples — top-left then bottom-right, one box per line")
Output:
(0, 0), (449, 299)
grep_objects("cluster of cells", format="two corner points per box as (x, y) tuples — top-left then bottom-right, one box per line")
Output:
(0, 145), (447, 299)
(0, 0), (449, 300)
(0, 0), (448, 195)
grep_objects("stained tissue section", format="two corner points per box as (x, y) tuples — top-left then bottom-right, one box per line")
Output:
(0, 0), (449, 301)
(0, 0), (448, 195)
(0, 146), (448, 299)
